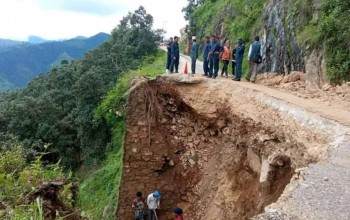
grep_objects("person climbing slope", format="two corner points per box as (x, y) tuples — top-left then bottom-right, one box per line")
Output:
(147, 191), (161, 220)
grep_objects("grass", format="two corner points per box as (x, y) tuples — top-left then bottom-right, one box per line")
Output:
(77, 50), (166, 220)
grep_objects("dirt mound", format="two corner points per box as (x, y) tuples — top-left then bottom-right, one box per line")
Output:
(116, 79), (326, 219)
(256, 72), (350, 110)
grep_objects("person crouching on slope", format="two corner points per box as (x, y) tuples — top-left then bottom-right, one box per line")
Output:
(147, 191), (161, 220)
(173, 207), (184, 220)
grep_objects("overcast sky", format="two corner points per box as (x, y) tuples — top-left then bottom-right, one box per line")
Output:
(0, 0), (188, 41)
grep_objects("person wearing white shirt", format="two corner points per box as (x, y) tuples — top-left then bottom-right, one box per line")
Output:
(147, 191), (160, 220)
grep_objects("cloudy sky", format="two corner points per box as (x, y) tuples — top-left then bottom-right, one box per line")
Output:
(0, 0), (188, 41)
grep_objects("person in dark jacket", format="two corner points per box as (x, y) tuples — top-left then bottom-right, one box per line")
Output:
(246, 36), (262, 83)
(231, 45), (237, 78)
(166, 37), (173, 73)
(232, 38), (245, 81)
(190, 36), (199, 75)
(202, 36), (211, 76)
(208, 35), (222, 79)
(169, 36), (180, 73)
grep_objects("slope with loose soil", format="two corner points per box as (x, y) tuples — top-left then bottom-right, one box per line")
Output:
(115, 74), (349, 219)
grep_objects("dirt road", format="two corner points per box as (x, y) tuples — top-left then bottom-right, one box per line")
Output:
(174, 53), (350, 126)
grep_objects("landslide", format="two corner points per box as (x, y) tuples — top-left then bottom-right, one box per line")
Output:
(116, 77), (329, 220)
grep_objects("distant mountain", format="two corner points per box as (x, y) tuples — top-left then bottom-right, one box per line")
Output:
(0, 32), (110, 88)
(0, 39), (24, 48)
(28, 35), (46, 44)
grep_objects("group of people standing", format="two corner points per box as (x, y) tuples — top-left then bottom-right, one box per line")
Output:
(166, 34), (262, 82)
(132, 191), (184, 220)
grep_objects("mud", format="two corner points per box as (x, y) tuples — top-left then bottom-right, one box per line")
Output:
(116, 77), (331, 220)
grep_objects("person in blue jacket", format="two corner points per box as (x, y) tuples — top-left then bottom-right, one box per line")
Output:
(202, 36), (211, 76)
(166, 37), (173, 73)
(208, 35), (222, 79)
(246, 36), (262, 83)
(169, 36), (180, 73)
(232, 38), (245, 81)
(190, 36), (199, 75)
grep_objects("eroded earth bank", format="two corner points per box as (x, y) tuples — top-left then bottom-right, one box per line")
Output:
(116, 76), (350, 220)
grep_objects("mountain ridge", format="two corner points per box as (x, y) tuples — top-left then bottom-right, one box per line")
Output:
(0, 32), (110, 90)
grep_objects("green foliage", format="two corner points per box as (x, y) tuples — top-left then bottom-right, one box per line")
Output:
(297, 25), (321, 47)
(0, 142), (69, 219)
(0, 6), (162, 169)
(78, 50), (166, 220)
(318, 0), (350, 83)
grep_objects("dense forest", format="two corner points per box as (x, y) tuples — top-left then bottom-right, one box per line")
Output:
(182, 0), (349, 83)
(0, 33), (110, 90)
(0, 6), (163, 219)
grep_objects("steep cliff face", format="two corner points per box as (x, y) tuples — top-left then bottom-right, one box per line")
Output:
(260, 0), (329, 87)
(261, 0), (305, 75)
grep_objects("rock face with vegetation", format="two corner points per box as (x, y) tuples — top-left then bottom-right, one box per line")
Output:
(182, 0), (349, 86)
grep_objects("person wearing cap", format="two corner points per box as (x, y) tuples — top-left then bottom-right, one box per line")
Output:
(166, 37), (173, 74)
(202, 36), (211, 76)
(208, 35), (222, 79)
(169, 36), (180, 73)
(246, 36), (262, 83)
(147, 191), (161, 220)
(232, 38), (245, 81)
(190, 36), (199, 76)
(173, 207), (184, 220)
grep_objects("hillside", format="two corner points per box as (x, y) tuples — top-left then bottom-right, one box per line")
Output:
(0, 32), (110, 90)
(182, 0), (349, 86)
(0, 6), (162, 219)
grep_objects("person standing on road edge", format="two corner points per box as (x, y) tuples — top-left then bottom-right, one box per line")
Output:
(169, 36), (180, 73)
(246, 36), (262, 83)
(166, 37), (173, 74)
(208, 35), (222, 79)
(173, 207), (184, 220)
(220, 40), (231, 78)
(202, 36), (211, 76)
(231, 43), (237, 78)
(232, 38), (245, 81)
(147, 191), (161, 220)
(190, 36), (199, 76)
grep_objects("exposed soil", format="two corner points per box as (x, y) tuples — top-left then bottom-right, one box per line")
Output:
(116, 77), (330, 220)
(255, 72), (350, 111)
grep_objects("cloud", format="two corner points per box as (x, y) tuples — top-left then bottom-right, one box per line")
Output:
(36, 0), (127, 16)
(0, 0), (188, 40)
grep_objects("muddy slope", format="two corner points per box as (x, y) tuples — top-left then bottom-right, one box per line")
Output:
(116, 77), (332, 220)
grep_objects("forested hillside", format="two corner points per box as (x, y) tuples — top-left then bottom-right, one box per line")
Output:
(0, 6), (163, 219)
(0, 32), (110, 90)
(182, 0), (349, 85)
